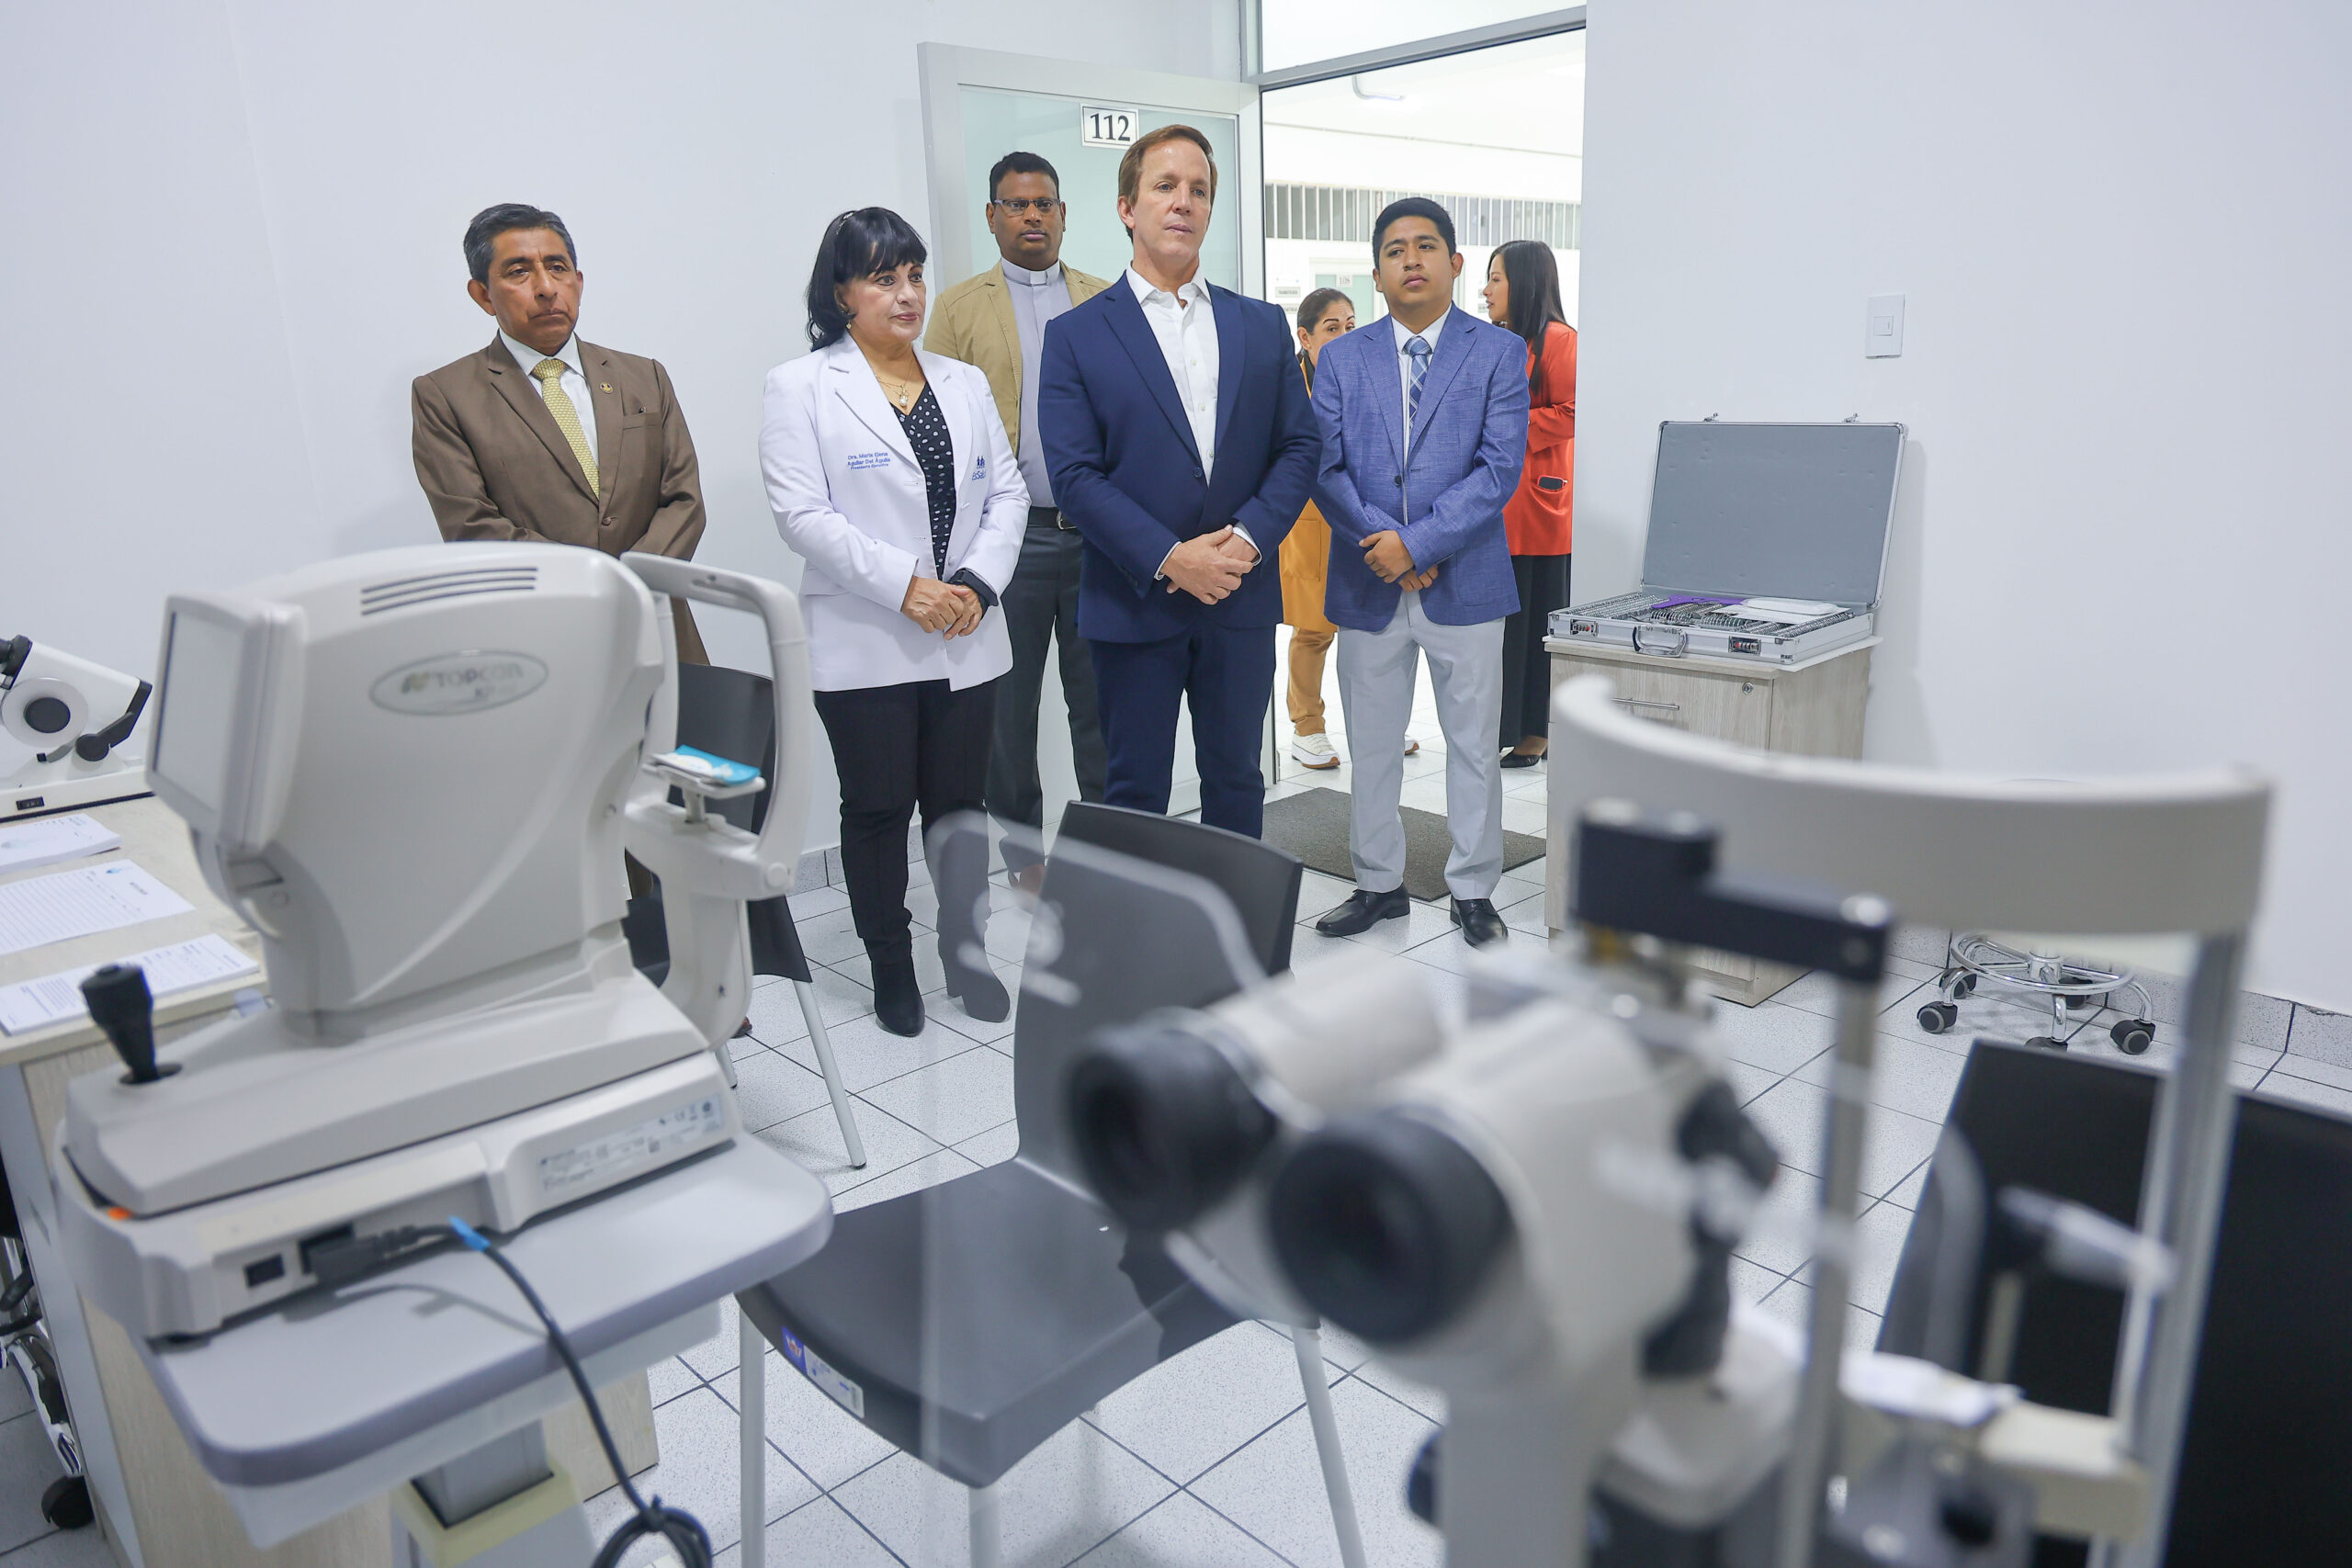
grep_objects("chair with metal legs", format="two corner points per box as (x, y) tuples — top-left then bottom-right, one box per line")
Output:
(624, 661), (865, 1168)
(1050, 805), (1362, 1561)
(735, 809), (1367, 1568)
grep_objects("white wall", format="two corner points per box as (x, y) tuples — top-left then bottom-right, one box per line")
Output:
(1577, 2), (2352, 1009)
(0, 0), (1238, 852)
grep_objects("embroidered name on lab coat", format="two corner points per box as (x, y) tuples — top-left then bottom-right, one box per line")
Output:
(971, 456), (987, 478)
(847, 451), (892, 471)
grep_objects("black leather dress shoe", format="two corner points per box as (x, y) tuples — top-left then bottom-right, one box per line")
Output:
(1451, 897), (1508, 947)
(1315, 886), (1411, 937)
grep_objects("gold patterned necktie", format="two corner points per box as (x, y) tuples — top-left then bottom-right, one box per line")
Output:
(531, 357), (599, 499)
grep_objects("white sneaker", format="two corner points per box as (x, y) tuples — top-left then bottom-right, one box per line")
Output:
(1291, 732), (1340, 770)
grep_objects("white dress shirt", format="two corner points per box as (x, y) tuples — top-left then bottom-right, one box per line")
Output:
(1125, 267), (1218, 470)
(1124, 266), (1255, 576)
(501, 329), (598, 457)
(1390, 308), (1448, 448)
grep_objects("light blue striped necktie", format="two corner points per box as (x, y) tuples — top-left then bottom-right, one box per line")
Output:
(1405, 334), (1432, 425)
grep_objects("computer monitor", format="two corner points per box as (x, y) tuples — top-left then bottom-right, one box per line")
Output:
(1880, 1041), (2352, 1565)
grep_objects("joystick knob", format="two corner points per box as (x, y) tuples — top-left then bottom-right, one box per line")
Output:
(80, 964), (176, 1085)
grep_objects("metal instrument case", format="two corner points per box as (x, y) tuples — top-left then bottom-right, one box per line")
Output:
(1549, 421), (1905, 665)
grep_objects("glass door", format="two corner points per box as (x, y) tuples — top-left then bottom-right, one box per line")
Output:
(918, 46), (1263, 819)
(918, 45), (1261, 294)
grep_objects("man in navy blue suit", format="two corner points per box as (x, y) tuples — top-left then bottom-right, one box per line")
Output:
(1038, 125), (1319, 838)
(1309, 198), (1528, 947)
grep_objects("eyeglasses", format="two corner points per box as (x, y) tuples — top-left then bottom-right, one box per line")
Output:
(989, 197), (1062, 216)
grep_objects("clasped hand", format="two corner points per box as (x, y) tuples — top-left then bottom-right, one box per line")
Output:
(1161, 525), (1260, 604)
(1362, 530), (1440, 592)
(900, 576), (984, 638)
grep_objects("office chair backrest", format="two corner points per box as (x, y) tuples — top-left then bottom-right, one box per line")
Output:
(1879, 1042), (2352, 1566)
(1010, 824), (1267, 1188)
(673, 662), (777, 833)
(1055, 803), (1304, 975)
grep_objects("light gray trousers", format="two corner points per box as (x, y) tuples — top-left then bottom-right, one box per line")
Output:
(1336, 593), (1507, 900)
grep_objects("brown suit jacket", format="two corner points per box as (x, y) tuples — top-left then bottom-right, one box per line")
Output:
(924, 262), (1112, 457)
(412, 335), (710, 662)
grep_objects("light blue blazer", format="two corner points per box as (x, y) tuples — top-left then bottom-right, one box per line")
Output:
(1310, 307), (1529, 630)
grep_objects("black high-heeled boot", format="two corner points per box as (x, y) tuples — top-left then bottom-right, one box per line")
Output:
(933, 829), (1011, 1023)
(868, 943), (924, 1037)
(938, 935), (1011, 1021)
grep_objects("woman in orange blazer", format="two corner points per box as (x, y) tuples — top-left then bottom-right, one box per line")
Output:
(1279, 288), (1355, 770)
(1482, 241), (1576, 767)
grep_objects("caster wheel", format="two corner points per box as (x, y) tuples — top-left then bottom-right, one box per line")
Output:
(2068, 991), (2104, 1012)
(1917, 1001), (1959, 1035)
(2027, 1035), (2068, 1053)
(2113, 1020), (2154, 1055)
(1406, 1430), (1440, 1525)
(40, 1474), (91, 1530)
(1954, 973), (1978, 997)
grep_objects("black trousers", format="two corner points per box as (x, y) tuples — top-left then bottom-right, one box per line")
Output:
(1499, 553), (1571, 749)
(813, 677), (998, 962)
(986, 513), (1107, 861)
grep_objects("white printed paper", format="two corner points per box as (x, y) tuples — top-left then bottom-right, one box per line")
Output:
(0, 934), (260, 1035)
(0, 863), (194, 958)
(0, 815), (120, 874)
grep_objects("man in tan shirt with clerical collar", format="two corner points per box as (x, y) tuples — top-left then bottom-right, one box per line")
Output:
(412, 202), (710, 664)
(926, 153), (1111, 889)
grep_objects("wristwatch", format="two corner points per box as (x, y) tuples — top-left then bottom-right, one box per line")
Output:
(948, 569), (998, 610)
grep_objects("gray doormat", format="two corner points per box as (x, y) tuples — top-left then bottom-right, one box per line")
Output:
(1261, 786), (1544, 903)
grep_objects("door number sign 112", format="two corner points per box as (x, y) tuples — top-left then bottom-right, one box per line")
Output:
(1080, 105), (1140, 149)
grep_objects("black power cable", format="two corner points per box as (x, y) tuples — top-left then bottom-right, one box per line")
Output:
(312, 1219), (712, 1567)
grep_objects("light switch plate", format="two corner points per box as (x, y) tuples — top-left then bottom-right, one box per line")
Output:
(1865, 294), (1905, 358)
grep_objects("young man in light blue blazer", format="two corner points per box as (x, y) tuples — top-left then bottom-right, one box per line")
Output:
(1309, 198), (1529, 946)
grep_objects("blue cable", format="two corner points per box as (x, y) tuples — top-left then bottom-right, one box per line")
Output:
(437, 1219), (712, 1568)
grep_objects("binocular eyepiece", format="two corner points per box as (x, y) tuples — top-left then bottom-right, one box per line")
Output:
(1268, 1111), (1512, 1346)
(1067, 1021), (1278, 1234)
(1069, 1011), (1518, 1348)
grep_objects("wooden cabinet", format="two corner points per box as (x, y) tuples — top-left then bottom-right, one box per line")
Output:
(1543, 637), (1876, 1004)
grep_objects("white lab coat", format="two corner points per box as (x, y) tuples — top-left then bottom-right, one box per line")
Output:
(761, 338), (1028, 692)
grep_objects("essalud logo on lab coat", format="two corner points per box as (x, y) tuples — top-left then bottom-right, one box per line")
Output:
(369, 651), (549, 716)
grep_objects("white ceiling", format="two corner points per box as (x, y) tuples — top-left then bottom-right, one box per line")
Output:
(1261, 31), (1587, 162)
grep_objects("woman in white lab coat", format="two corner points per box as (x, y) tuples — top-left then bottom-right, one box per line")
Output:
(761, 208), (1027, 1037)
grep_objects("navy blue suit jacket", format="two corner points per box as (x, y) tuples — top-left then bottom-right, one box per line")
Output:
(1039, 278), (1320, 643)
(1312, 308), (1528, 631)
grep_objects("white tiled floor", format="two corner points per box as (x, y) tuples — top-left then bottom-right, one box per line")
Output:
(4, 753), (2344, 1567)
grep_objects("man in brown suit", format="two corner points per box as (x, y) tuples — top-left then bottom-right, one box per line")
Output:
(413, 202), (710, 663)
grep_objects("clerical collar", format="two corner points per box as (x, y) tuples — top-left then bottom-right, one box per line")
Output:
(1001, 259), (1065, 288)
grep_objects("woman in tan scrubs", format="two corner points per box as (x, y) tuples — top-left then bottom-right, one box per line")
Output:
(1281, 288), (1355, 770)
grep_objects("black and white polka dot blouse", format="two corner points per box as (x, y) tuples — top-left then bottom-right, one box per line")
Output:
(894, 385), (955, 577)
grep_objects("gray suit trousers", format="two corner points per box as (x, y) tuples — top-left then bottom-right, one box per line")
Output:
(1336, 594), (1507, 900)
